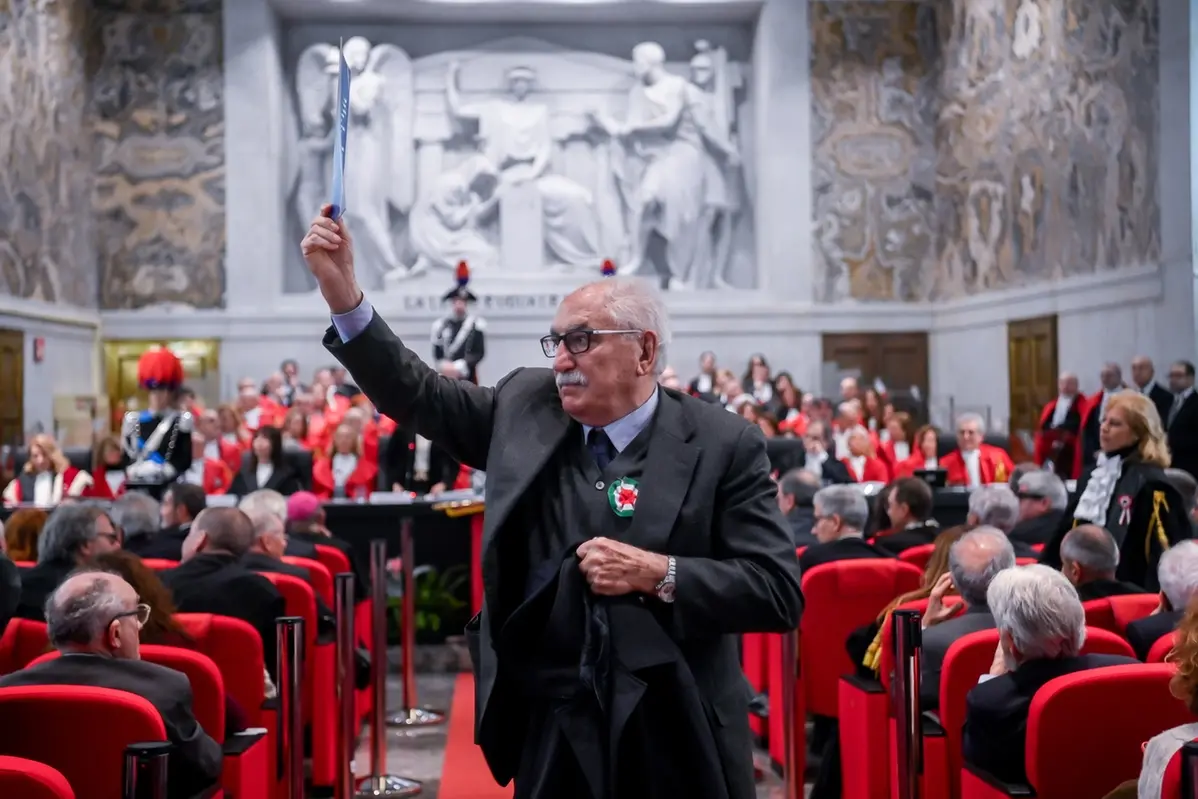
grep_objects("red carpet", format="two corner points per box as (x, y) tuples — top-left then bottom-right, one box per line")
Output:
(439, 673), (512, 799)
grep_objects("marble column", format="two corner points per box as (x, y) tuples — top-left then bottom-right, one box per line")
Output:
(752, 0), (812, 301)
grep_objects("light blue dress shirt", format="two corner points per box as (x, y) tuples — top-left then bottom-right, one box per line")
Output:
(331, 298), (375, 343)
(582, 387), (659, 453)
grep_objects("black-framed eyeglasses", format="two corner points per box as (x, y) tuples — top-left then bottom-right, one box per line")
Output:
(540, 328), (641, 358)
(111, 603), (151, 628)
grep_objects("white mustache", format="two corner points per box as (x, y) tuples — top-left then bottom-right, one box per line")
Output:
(556, 371), (588, 388)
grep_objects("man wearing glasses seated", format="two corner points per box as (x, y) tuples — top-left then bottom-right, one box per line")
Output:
(0, 571), (222, 797)
(305, 206), (802, 798)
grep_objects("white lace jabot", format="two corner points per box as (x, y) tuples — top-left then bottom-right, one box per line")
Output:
(1073, 451), (1123, 524)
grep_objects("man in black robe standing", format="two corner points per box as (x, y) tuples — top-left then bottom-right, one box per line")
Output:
(303, 205), (802, 799)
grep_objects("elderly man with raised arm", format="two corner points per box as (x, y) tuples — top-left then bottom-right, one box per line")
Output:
(302, 206), (802, 799)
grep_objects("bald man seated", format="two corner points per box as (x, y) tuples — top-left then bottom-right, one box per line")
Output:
(162, 507), (287, 681)
(0, 571), (222, 796)
(1059, 524), (1143, 601)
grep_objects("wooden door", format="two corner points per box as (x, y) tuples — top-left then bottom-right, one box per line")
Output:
(102, 339), (221, 430)
(0, 328), (23, 447)
(821, 332), (930, 408)
(1007, 315), (1058, 436)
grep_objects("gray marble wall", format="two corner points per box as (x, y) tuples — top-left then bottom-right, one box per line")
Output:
(812, 0), (1160, 303)
(90, 0), (227, 309)
(0, 0), (98, 308)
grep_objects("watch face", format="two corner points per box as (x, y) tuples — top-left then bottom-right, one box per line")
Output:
(658, 582), (676, 602)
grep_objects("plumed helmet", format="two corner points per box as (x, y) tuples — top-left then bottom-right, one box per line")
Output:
(137, 347), (185, 391)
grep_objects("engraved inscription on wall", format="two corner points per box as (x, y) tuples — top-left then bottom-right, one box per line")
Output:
(90, 0), (227, 310)
(0, 0), (97, 308)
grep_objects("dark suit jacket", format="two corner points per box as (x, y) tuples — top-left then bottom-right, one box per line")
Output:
(961, 653), (1138, 784)
(1127, 610), (1182, 660)
(1168, 392), (1198, 479)
(229, 461), (303, 497)
(1074, 578), (1144, 602)
(799, 536), (891, 573)
(787, 508), (817, 547)
(161, 552), (287, 680)
(1146, 383), (1175, 428)
(872, 520), (940, 556)
(0, 554), (20, 634)
(920, 605), (996, 710)
(126, 523), (190, 561)
(324, 311), (803, 792)
(0, 653), (223, 797)
(1008, 511), (1065, 548)
(13, 558), (73, 622)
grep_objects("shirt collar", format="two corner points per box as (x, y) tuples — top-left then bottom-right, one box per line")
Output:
(582, 387), (660, 453)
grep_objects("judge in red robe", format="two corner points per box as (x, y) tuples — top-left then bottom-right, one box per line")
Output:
(90, 436), (128, 500)
(3, 434), (93, 505)
(941, 414), (1015, 487)
(1077, 364), (1128, 475)
(1033, 372), (1086, 480)
(841, 426), (890, 483)
(312, 423), (378, 501)
(178, 433), (235, 495)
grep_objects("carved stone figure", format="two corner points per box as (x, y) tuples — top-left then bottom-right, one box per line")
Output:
(294, 37), (414, 288)
(400, 154), (501, 277)
(443, 62), (600, 272)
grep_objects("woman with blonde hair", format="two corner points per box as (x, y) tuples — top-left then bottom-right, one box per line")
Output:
(1040, 390), (1192, 590)
(2, 434), (92, 506)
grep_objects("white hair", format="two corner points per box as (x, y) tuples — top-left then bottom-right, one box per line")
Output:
(1158, 540), (1198, 611)
(1017, 471), (1068, 511)
(813, 484), (869, 533)
(595, 278), (671, 376)
(968, 485), (1021, 533)
(988, 564), (1086, 661)
(949, 526), (1017, 606)
(238, 489), (287, 523)
(110, 492), (161, 541)
(956, 412), (985, 432)
(246, 509), (284, 540)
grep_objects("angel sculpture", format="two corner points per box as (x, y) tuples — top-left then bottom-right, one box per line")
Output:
(293, 37), (415, 288)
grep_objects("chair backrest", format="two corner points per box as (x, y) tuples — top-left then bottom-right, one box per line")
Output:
(0, 619), (50, 674)
(313, 544), (352, 577)
(141, 558), (179, 571)
(174, 612), (267, 728)
(0, 755), (75, 799)
(1082, 626), (1137, 658)
(0, 685), (167, 799)
(1083, 594), (1161, 635)
(877, 596), (964, 692)
(898, 544), (936, 571)
(1150, 631), (1179, 663)
(800, 559), (924, 716)
(1026, 664), (1195, 798)
(282, 556), (334, 605)
(26, 645), (227, 743)
(259, 572), (319, 719)
(1015, 557), (1038, 566)
(939, 628), (1002, 791)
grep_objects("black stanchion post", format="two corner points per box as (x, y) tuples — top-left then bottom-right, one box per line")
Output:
(1182, 740), (1198, 798)
(122, 741), (170, 799)
(386, 518), (445, 728)
(780, 628), (802, 799)
(357, 539), (423, 797)
(891, 609), (923, 799)
(335, 573), (358, 799)
(277, 616), (306, 799)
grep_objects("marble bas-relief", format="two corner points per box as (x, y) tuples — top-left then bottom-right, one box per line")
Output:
(0, 0), (97, 308)
(285, 36), (755, 294)
(89, 0), (227, 310)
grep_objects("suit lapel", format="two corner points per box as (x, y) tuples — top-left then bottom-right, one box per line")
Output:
(621, 391), (699, 554)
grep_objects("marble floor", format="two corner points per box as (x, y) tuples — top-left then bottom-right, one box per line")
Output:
(351, 671), (801, 799)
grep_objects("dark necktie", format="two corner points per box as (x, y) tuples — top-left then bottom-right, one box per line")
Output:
(587, 428), (616, 471)
(1168, 395), (1182, 428)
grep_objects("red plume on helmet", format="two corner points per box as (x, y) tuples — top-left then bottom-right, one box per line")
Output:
(601, 259), (616, 277)
(137, 347), (184, 391)
(456, 261), (470, 287)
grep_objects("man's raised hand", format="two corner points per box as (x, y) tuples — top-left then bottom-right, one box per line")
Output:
(301, 204), (362, 314)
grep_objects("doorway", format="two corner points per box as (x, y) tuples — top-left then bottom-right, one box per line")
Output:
(0, 328), (23, 447)
(821, 332), (930, 416)
(1007, 315), (1058, 436)
(102, 339), (221, 431)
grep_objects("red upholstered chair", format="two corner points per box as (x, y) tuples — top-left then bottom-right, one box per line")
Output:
(141, 558), (180, 571)
(1150, 631), (1179, 663)
(312, 543), (352, 577)
(742, 632), (768, 738)
(13, 561), (35, 568)
(801, 559), (923, 719)
(0, 755), (74, 799)
(1082, 594), (1160, 635)
(1082, 627), (1137, 658)
(281, 555), (334, 605)
(0, 619), (49, 674)
(765, 631), (804, 779)
(899, 544), (936, 571)
(1014, 557), (1038, 566)
(312, 543), (373, 723)
(960, 664), (1195, 799)
(261, 571), (337, 790)
(0, 685), (224, 799)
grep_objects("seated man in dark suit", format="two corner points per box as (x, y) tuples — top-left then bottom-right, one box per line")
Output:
(0, 570), (222, 797)
(15, 505), (122, 621)
(1059, 524), (1142, 601)
(163, 506), (287, 680)
(1127, 540), (1198, 659)
(239, 489), (317, 559)
(242, 507), (335, 640)
(109, 491), (162, 556)
(966, 485), (1038, 558)
(776, 468), (819, 547)
(873, 477), (940, 555)
(1010, 471), (1069, 547)
(920, 527), (1016, 711)
(799, 421), (852, 485)
(126, 483), (206, 561)
(962, 565), (1137, 784)
(798, 484), (890, 573)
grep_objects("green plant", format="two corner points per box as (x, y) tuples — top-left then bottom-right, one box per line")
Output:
(388, 564), (469, 634)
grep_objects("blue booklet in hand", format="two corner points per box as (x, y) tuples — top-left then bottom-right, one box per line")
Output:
(329, 41), (351, 220)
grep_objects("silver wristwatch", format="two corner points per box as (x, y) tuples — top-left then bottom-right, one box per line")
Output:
(655, 556), (676, 603)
